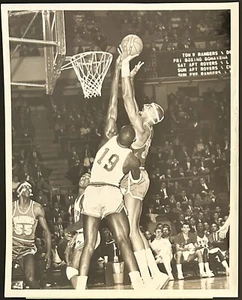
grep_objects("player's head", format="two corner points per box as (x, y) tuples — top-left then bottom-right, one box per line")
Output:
(117, 125), (136, 148)
(181, 222), (190, 233)
(197, 222), (204, 233)
(16, 181), (33, 198)
(79, 173), (91, 189)
(141, 102), (164, 125)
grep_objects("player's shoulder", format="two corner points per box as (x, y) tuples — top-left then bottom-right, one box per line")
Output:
(98, 134), (116, 150)
(32, 200), (45, 214)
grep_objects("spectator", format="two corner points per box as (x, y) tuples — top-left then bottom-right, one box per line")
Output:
(150, 226), (174, 280)
(196, 177), (211, 195)
(36, 190), (48, 207)
(178, 190), (190, 210)
(194, 193), (205, 208)
(144, 230), (154, 243)
(168, 195), (176, 209)
(95, 228), (122, 263)
(203, 222), (211, 236)
(174, 212), (185, 233)
(159, 181), (170, 205)
(52, 188), (66, 208)
(36, 176), (51, 199)
(189, 217), (197, 233)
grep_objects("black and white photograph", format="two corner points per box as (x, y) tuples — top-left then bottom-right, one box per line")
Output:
(2, 3), (239, 298)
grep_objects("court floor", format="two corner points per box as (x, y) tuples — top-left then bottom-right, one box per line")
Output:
(88, 276), (229, 290)
(45, 275), (229, 290)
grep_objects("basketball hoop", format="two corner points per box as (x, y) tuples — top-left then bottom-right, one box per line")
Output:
(61, 51), (113, 98)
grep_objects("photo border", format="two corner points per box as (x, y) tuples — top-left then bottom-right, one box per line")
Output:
(2, 2), (239, 298)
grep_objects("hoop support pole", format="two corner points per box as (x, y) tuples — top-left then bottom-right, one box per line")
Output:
(9, 37), (57, 46)
(11, 82), (46, 88)
(9, 11), (40, 17)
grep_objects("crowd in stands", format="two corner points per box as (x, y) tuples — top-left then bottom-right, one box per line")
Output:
(12, 97), (35, 140)
(111, 10), (230, 50)
(9, 10), (230, 57)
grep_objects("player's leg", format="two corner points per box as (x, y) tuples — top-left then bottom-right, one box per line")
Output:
(105, 209), (145, 289)
(162, 254), (174, 280)
(68, 248), (83, 288)
(75, 215), (100, 290)
(203, 248), (214, 277)
(124, 194), (152, 282)
(210, 248), (229, 275)
(23, 254), (40, 289)
(124, 194), (146, 250)
(194, 250), (207, 277)
(176, 251), (184, 280)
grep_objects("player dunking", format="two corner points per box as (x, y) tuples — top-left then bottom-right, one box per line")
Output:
(72, 54), (148, 291)
(64, 173), (100, 288)
(12, 181), (51, 289)
(118, 46), (169, 287)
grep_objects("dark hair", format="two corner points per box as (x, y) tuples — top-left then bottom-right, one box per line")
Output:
(117, 125), (135, 147)
(162, 224), (171, 232)
(182, 222), (190, 228)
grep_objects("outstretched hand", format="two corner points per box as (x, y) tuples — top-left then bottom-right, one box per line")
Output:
(117, 44), (139, 64)
(130, 61), (144, 78)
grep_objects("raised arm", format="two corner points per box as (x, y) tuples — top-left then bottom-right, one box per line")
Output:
(130, 61), (144, 112)
(36, 204), (51, 268)
(120, 51), (145, 135)
(103, 56), (121, 142)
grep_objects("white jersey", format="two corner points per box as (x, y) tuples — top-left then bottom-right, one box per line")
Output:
(73, 194), (84, 224)
(197, 234), (209, 248)
(90, 136), (132, 187)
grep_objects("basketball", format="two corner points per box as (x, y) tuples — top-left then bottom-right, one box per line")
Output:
(120, 34), (143, 57)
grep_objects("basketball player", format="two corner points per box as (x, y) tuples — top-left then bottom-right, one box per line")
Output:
(64, 173), (100, 288)
(118, 46), (169, 287)
(73, 55), (149, 291)
(12, 181), (51, 289)
(196, 222), (229, 276)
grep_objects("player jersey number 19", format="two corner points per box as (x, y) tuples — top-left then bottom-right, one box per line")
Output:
(97, 148), (119, 171)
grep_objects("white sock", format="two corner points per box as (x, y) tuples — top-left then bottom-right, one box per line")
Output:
(204, 262), (212, 273)
(145, 248), (161, 277)
(66, 266), (78, 280)
(199, 262), (205, 275)
(177, 264), (183, 276)
(128, 271), (144, 289)
(75, 276), (88, 290)
(134, 250), (151, 283)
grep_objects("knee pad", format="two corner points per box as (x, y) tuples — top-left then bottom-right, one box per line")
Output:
(66, 266), (78, 280)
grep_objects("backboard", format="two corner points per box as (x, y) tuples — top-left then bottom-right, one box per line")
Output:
(9, 10), (66, 95)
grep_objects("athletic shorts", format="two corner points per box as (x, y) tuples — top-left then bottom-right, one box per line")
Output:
(82, 184), (124, 219)
(12, 238), (37, 261)
(120, 169), (150, 201)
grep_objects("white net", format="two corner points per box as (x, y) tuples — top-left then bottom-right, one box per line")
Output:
(65, 51), (113, 98)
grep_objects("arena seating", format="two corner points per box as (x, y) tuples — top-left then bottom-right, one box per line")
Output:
(9, 10), (230, 56)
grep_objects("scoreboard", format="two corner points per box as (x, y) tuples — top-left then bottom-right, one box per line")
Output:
(143, 49), (231, 79)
